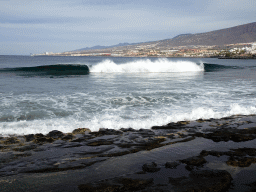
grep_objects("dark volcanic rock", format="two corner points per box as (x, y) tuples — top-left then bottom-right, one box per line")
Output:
(62, 142), (83, 148)
(195, 127), (256, 142)
(47, 130), (64, 139)
(199, 148), (256, 168)
(87, 140), (114, 146)
(78, 177), (154, 192)
(142, 162), (161, 172)
(0, 115), (255, 192)
(0, 144), (5, 150)
(2, 137), (20, 145)
(61, 134), (74, 141)
(152, 121), (190, 130)
(151, 124), (180, 130)
(165, 161), (180, 169)
(35, 133), (45, 138)
(169, 169), (232, 192)
(72, 128), (91, 135)
(31, 133), (56, 144)
(90, 128), (123, 137)
(247, 181), (256, 192)
(117, 136), (166, 150)
(79, 182), (120, 192)
(13, 144), (37, 152)
(226, 157), (256, 167)
(71, 134), (93, 142)
(98, 128), (123, 135)
(180, 156), (207, 171)
(24, 134), (35, 142)
(117, 178), (154, 191)
(180, 156), (207, 166)
(32, 136), (54, 144)
(200, 150), (228, 157)
(231, 148), (256, 156)
(120, 128), (136, 132)
(138, 128), (155, 135)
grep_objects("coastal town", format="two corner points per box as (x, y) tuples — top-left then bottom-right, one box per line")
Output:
(34, 41), (256, 58)
(32, 22), (256, 59)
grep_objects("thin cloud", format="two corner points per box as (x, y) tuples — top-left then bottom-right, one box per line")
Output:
(0, 0), (255, 55)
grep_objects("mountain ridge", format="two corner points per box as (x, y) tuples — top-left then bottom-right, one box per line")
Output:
(156, 22), (256, 47)
(72, 22), (256, 53)
(74, 42), (143, 52)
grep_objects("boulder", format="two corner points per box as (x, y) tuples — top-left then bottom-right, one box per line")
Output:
(180, 156), (207, 166)
(24, 134), (35, 142)
(142, 162), (161, 172)
(47, 130), (64, 139)
(165, 161), (180, 169)
(62, 134), (74, 141)
(72, 128), (91, 135)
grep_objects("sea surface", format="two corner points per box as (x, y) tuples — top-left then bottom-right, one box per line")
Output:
(0, 56), (256, 136)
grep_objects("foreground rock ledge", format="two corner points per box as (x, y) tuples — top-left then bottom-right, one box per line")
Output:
(0, 114), (255, 192)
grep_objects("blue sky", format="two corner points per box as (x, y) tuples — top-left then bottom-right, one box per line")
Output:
(1, 0), (255, 55)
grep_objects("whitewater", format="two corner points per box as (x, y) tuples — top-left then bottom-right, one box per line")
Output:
(0, 56), (256, 136)
(90, 59), (204, 73)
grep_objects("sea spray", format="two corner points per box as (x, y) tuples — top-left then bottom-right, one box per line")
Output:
(1, 104), (256, 136)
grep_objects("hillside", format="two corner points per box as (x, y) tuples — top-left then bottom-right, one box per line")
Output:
(156, 22), (256, 47)
(74, 42), (140, 52)
(73, 22), (256, 52)
(39, 22), (256, 57)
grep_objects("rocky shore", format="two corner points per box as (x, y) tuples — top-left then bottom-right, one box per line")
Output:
(218, 55), (256, 59)
(1, 115), (256, 192)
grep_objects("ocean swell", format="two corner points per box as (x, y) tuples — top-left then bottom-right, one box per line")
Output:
(0, 64), (90, 76)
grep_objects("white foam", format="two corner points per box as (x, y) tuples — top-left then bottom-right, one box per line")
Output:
(1, 104), (256, 136)
(90, 59), (204, 73)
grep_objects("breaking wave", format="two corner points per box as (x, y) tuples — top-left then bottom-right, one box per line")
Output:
(1, 104), (256, 136)
(90, 59), (204, 73)
(0, 59), (249, 77)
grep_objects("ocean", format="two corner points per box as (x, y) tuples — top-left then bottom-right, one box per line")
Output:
(0, 55), (256, 136)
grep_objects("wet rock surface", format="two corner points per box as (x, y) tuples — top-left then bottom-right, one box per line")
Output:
(79, 177), (154, 192)
(247, 181), (256, 192)
(142, 162), (161, 172)
(0, 114), (255, 191)
(200, 147), (256, 167)
(180, 156), (207, 171)
(165, 161), (180, 169)
(169, 169), (232, 192)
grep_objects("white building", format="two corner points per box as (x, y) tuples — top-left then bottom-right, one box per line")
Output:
(252, 43), (256, 50)
(250, 43), (256, 54)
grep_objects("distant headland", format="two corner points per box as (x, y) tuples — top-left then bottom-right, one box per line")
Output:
(32, 22), (256, 58)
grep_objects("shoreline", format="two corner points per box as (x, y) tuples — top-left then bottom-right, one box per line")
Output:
(1, 114), (256, 191)
(1, 113), (256, 138)
(30, 54), (256, 59)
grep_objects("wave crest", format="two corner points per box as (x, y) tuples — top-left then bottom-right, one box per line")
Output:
(90, 59), (204, 73)
(0, 64), (90, 76)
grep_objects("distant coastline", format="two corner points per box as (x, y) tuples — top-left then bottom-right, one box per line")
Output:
(32, 22), (256, 59)
(32, 42), (256, 59)
(31, 54), (256, 59)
